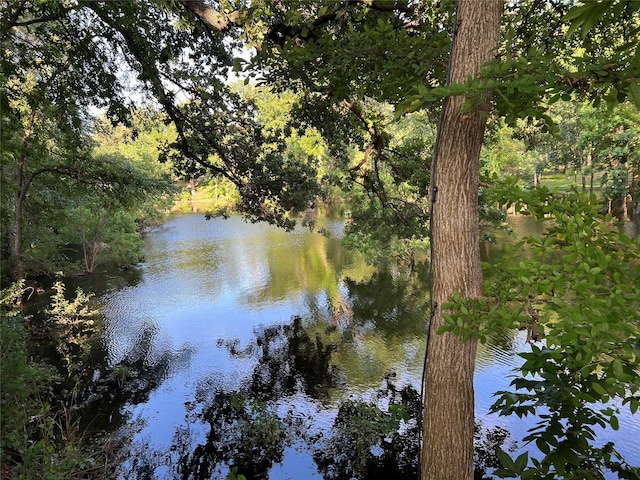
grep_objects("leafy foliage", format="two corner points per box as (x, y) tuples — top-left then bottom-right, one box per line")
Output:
(2, 2), (177, 278)
(248, 0), (453, 105)
(441, 185), (640, 478)
(45, 275), (100, 381)
(340, 107), (434, 266)
(489, 0), (640, 126)
(1, 0), (323, 281)
(3, 1), (640, 478)
(481, 119), (537, 181)
(0, 283), (118, 479)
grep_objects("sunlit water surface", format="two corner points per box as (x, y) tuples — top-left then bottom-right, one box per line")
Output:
(90, 214), (638, 479)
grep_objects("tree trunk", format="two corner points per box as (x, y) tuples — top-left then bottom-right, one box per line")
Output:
(13, 109), (38, 281)
(14, 188), (25, 281)
(421, 1), (501, 479)
(622, 194), (629, 221)
(622, 168), (630, 221)
(586, 151), (594, 196)
(14, 154), (28, 281)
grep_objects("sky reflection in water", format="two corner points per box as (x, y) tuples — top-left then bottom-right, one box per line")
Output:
(96, 214), (639, 479)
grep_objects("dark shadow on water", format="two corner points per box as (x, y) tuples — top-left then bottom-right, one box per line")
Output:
(78, 320), (187, 434)
(19, 264), (171, 440)
(171, 390), (294, 480)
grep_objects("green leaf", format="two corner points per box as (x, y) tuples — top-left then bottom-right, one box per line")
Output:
(610, 415), (619, 430)
(536, 437), (551, 454)
(514, 451), (529, 473)
(563, 4), (592, 21)
(497, 449), (516, 471)
(613, 359), (623, 377)
(564, 1), (614, 38)
(628, 82), (640, 109)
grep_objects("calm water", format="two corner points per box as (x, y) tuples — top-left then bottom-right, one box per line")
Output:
(88, 214), (638, 479)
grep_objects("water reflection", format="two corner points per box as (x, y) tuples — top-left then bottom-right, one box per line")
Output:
(73, 318), (190, 436)
(85, 214), (638, 479)
(172, 390), (291, 480)
(344, 268), (429, 337)
(312, 380), (423, 480)
(228, 316), (342, 402)
(122, 314), (511, 480)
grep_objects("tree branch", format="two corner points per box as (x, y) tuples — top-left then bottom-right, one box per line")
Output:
(342, 99), (377, 137)
(21, 165), (80, 203)
(12, 13), (68, 27)
(350, 144), (375, 172)
(5, 1), (81, 29)
(86, 4), (212, 176)
(179, 0), (239, 31)
(3, 0), (28, 30)
(342, 99), (386, 173)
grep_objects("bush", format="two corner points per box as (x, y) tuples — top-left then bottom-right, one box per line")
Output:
(1, 283), (120, 479)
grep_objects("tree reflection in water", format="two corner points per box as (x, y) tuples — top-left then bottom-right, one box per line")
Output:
(125, 312), (513, 480)
(344, 268), (430, 339)
(313, 378), (422, 480)
(313, 379), (510, 480)
(245, 316), (342, 402)
(172, 390), (291, 480)
(75, 320), (185, 434)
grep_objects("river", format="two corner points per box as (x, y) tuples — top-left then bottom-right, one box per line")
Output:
(81, 214), (638, 479)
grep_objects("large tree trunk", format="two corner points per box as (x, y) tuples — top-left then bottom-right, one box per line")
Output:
(421, 1), (501, 479)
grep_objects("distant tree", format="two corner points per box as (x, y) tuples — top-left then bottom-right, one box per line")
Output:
(481, 119), (537, 181)
(585, 103), (640, 218)
(0, 101), (172, 277)
(1, 1), (174, 278)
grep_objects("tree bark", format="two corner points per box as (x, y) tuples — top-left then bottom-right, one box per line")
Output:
(181, 0), (239, 30)
(421, 1), (501, 479)
(13, 109), (37, 281)
(14, 181), (26, 281)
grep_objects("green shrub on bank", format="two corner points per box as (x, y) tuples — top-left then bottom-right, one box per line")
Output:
(0, 283), (119, 479)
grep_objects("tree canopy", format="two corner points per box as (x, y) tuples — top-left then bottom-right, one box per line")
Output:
(2, 0), (639, 478)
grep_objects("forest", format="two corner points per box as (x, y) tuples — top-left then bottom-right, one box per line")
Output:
(1, 1), (639, 479)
